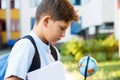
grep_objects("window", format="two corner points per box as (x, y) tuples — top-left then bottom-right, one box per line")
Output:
(31, 17), (35, 29)
(0, 19), (6, 31)
(71, 17), (82, 35)
(30, 0), (42, 7)
(70, 0), (81, 5)
(11, 0), (14, 8)
(0, 0), (1, 9)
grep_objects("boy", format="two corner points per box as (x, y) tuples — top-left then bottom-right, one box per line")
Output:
(5, 0), (78, 80)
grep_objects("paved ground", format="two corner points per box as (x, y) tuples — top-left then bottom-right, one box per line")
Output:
(64, 65), (75, 80)
(0, 48), (75, 80)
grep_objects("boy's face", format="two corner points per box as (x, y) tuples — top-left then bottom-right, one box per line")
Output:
(43, 17), (71, 44)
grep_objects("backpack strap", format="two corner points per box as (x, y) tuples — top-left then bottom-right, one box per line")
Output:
(50, 45), (58, 61)
(22, 35), (40, 72)
(21, 35), (58, 72)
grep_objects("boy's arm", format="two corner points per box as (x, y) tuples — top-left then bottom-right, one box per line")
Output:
(5, 76), (22, 80)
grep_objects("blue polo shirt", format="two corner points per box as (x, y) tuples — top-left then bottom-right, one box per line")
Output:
(5, 31), (60, 80)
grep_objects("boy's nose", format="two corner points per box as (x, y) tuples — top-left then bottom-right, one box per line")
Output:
(61, 31), (66, 37)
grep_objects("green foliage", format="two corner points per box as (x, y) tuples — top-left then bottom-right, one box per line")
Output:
(58, 38), (84, 62)
(58, 34), (119, 62)
(100, 34), (118, 60)
(65, 39), (83, 61)
(82, 39), (102, 54)
(58, 43), (68, 56)
(91, 52), (107, 62)
(112, 52), (120, 61)
(94, 33), (107, 40)
(60, 55), (74, 63)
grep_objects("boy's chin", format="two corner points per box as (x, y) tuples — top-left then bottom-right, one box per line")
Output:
(50, 41), (58, 45)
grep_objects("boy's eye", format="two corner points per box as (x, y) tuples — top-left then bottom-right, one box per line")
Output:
(60, 27), (65, 30)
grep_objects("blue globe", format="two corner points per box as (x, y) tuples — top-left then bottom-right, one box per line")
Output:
(78, 56), (98, 77)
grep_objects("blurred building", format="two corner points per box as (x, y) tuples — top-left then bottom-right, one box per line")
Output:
(79, 0), (116, 39)
(0, 0), (20, 47)
(0, 0), (118, 48)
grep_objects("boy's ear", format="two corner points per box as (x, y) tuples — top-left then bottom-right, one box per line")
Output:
(42, 15), (51, 27)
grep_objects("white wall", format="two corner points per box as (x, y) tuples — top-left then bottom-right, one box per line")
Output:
(114, 0), (120, 39)
(102, 0), (114, 22)
(81, 0), (103, 28)
(20, 0), (36, 37)
(15, 0), (20, 9)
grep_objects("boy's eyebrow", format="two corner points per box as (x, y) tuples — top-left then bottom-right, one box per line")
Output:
(60, 25), (68, 28)
(61, 25), (67, 27)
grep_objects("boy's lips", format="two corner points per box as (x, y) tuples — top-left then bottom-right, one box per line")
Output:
(58, 38), (61, 40)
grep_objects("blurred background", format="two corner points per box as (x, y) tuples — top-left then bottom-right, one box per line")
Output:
(0, 0), (120, 80)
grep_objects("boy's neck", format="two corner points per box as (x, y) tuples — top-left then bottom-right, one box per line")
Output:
(32, 26), (49, 45)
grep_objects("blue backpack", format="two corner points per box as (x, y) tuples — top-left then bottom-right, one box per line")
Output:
(0, 53), (9, 79)
(0, 35), (58, 80)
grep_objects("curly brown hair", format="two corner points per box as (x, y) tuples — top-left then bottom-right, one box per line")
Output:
(35, 0), (78, 23)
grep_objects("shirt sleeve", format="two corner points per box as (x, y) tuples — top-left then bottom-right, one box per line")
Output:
(5, 39), (35, 80)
